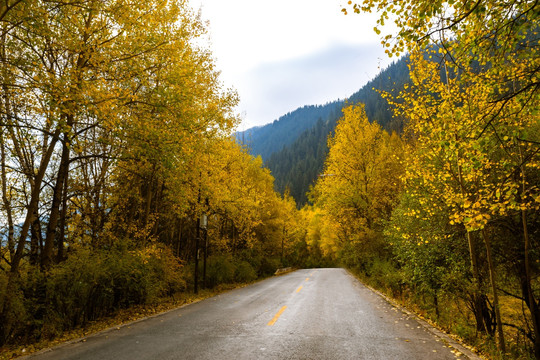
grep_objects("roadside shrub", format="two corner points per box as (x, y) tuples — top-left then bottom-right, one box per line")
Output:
(259, 257), (280, 277)
(0, 271), (29, 345)
(1, 242), (188, 344)
(148, 245), (187, 296)
(43, 250), (108, 337)
(235, 261), (257, 283)
(238, 249), (262, 272)
(205, 255), (235, 288)
(365, 258), (404, 298)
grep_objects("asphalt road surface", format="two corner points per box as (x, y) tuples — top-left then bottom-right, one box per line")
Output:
(26, 268), (478, 360)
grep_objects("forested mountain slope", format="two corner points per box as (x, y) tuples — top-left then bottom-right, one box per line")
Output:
(264, 56), (410, 206)
(237, 102), (343, 161)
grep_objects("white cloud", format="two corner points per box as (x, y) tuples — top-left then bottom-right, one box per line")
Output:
(236, 43), (390, 128)
(189, 0), (390, 128)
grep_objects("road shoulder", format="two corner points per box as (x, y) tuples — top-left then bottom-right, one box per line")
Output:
(345, 269), (484, 360)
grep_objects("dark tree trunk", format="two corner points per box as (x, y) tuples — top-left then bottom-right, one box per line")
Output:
(29, 208), (42, 266)
(194, 217), (200, 294)
(42, 130), (70, 269)
(0, 136), (15, 260)
(57, 168), (69, 263)
(482, 229), (505, 352)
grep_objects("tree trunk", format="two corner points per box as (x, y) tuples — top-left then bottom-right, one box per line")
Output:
(57, 167), (69, 263)
(467, 229), (489, 333)
(10, 127), (61, 275)
(434, 291), (440, 319)
(0, 22), (16, 262)
(456, 144), (488, 333)
(203, 228), (208, 289)
(1, 127), (59, 343)
(232, 225), (236, 257)
(29, 208), (42, 266)
(176, 219), (183, 257)
(42, 130), (70, 269)
(0, 135), (15, 260)
(1, 54), (60, 274)
(482, 228), (505, 352)
(194, 182), (202, 294)
(142, 169), (155, 229)
(194, 217), (200, 294)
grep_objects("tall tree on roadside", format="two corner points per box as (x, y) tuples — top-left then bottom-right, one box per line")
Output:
(0, 0), (237, 344)
(345, 0), (539, 354)
(310, 104), (403, 263)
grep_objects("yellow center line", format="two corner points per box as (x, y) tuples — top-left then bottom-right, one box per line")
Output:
(296, 285), (303, 293)
(305, 277), (309, 281)
(267, 306), (287, 326)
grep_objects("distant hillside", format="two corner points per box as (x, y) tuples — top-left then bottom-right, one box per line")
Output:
(265, 56), (410, 206)
(236, 102), (343, 161)
(266, 116), (339, 205)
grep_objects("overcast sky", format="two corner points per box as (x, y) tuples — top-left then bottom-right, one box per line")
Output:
(189, 0), (393, 129)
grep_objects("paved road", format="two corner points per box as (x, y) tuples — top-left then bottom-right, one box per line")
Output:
(26, 268), (476, 359)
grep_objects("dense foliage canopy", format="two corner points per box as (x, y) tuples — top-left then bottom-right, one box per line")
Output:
(0, 0), (312, 350)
